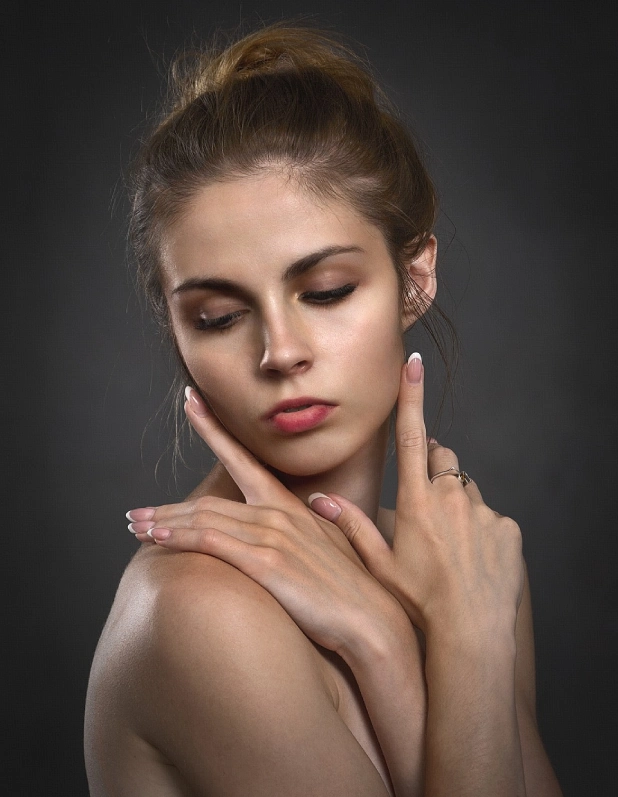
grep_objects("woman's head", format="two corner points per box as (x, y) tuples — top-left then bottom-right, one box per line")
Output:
(128, 23), (453, 472)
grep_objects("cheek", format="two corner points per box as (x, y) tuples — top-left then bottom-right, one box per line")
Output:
(186, 353), (241, 410)
(173, 330), (239, 408)
(336, 298), (404, 380)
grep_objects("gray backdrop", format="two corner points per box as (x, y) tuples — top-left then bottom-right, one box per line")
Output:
(5, 0), (617, 794)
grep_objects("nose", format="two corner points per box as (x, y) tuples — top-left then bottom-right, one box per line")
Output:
(258, 308), (313, 377)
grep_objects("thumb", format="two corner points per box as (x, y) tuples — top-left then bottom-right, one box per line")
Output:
(308, 492), (392, 574)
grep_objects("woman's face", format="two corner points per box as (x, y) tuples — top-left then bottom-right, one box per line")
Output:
(160, 171), (411, 477)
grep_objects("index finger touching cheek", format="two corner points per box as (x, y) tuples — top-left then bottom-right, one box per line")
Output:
(395, 353), (429, 495)
(184, 387), (292, 507)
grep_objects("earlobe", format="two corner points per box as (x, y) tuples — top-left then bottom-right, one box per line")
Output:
(401, 235), (437, 331)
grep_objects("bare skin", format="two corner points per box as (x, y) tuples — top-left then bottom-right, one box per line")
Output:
(85, 173), (562, 796)
(85, 473), (408, 796)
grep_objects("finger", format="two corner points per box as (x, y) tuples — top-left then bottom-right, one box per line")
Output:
(163, 512), (275, 544)
(143, 525), (272, 582)
(185, 387), (296, 508)
(132, 495), (258, 526)
(132, 509), (272, 545)
(395, 353), (429, 495)
(426, 443), (460, 482)
(130, 503), (291, 546)
(308, 492), (392, 580)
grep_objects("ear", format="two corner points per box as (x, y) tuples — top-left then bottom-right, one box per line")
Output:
(400, 234), (437, 332)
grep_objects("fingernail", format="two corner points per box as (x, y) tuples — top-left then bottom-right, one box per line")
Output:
(185, 386), (207, 417)
(427, 436), (438, 445)
(406, 352), (423, 384)
(308, 492), (342, 522)
(128, 521), (154, 534)
(148, 527), (171, 541)
(126, 508), (155, 522)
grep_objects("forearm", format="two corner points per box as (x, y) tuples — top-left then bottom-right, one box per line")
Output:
(342, 608), (427, 797)
(423, 625), (526, 797)
(343, 611), (526, 797)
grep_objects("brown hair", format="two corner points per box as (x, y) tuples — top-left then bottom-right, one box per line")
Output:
(129, 22), (457, 453)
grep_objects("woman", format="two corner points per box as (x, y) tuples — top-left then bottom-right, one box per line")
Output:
(84, 23), (562, 796)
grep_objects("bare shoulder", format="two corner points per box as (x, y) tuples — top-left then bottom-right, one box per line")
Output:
(87, 544), (331, 726)
(86, 545), (389, 797)
(130, 544), (331, 702)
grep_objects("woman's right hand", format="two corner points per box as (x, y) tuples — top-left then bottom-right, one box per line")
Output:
(128, 389), (414, 662)
(311, 353), (525, 642)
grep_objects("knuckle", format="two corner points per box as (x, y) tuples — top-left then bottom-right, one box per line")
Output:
(258, 546), (284, 571)
(340, 514), (363, 544)
(197, 526), (219, 551)
(397, 427), (426, 450)
(265, 508), (289, 528)
(437, 445), (456, 458)
(258, 527), (282, 550)
(195, 510), (217, 528)
(501, 516), (522, 539)
(495, 516), (522, 553)
(477, 504), (498, 524)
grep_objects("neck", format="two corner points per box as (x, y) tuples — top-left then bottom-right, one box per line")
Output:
(273, 420), (390, 526)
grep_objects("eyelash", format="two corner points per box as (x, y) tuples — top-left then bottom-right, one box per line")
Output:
(302, 283), (356, 303)
(195, 284), (356, 332)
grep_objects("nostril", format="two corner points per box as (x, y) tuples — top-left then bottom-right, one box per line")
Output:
(261, 358), (311, 377)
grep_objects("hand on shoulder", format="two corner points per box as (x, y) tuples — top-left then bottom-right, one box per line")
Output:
(110, 544), (391, 796)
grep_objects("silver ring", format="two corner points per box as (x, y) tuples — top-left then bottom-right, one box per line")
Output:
(430, 466), (471, 486)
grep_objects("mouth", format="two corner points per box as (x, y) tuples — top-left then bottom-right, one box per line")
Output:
(279, 404), (312, 413)
(265, 397), (337, 434)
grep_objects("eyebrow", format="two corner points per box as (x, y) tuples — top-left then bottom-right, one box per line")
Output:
(170, 245), (364, 296)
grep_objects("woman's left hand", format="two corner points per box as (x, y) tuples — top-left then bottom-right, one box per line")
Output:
(127, 388), (407, 659)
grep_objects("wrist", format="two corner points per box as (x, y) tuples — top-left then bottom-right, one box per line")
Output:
(425, 619), (517, 675)
(424, 602), (518, 652)
(339, 592), (418, 672)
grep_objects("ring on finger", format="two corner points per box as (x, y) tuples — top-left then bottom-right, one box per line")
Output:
(430, 466), (472, 486)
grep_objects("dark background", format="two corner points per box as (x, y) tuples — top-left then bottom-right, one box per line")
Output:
(5, 0), (617, 794)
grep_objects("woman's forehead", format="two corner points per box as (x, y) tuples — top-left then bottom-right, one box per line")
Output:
(160, 172), (389, 288)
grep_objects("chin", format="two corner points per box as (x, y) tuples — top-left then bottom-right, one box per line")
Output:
(244, 421), (389, 481)
(259, 448), (345, 480)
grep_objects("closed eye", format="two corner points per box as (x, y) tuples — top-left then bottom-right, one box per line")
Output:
(301, 284), (356, 304)
(194, 284), (356, 331)
(195, 310), (245, 331)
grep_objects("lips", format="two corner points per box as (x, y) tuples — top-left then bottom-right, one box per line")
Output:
(265, 397), (337, 434)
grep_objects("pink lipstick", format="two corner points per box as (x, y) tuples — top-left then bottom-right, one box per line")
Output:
(266, 397), (337, 434)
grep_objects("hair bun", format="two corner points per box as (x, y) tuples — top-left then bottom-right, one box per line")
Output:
(169, 24), (378, 115)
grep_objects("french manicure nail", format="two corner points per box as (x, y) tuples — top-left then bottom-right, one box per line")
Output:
(128, 521), (155, 534)
(406, 352), (423, 384)
(126, 508), (155, 522)
(185, 386), (208, 417)
(308, 492), (342, 522)
(148, 527), (171, 541)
